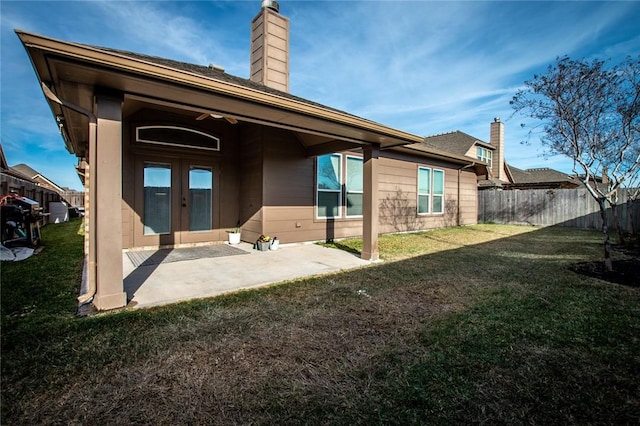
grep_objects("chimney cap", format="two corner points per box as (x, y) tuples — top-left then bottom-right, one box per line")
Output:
(261, 0), (279, 12)
(493, 117), (501, 123)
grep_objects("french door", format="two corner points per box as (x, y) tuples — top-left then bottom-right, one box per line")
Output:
(135, 157), (220, 247)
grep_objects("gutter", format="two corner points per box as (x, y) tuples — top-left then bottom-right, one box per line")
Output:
(41, 82), (98, 306)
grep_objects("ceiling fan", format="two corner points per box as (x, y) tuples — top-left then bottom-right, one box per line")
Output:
(196, 112), (238, 125)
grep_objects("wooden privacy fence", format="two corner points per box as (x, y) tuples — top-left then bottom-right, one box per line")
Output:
(478, 187), (640, 234)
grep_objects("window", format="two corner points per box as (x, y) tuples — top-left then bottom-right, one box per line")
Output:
(188, 166), (213, 232)
(433, 169), (444, 214)
(477, 146), (492, 168)
(317, 154), (341, 218)
(136, 126), (220, 151)
(417, 167), (445, 215)
(418, 167), (431, 214)
(346, 156), (363, 217)
(316, 154), (363, 218)
(143, 163), (171, 235)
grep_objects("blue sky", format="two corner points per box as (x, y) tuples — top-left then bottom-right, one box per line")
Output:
(2, 0), (639, 191)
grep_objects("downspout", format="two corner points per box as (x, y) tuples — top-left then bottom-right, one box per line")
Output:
(457, 162), (476, 226)
(41, 83), (98, 305)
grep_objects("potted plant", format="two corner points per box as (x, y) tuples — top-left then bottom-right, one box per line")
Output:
(256, 235), (271, 251)
(227, 226), (241, 245)
(269, 236), (280, 250)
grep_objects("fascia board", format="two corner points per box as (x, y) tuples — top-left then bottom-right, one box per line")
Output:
(16, 30), (423, 147)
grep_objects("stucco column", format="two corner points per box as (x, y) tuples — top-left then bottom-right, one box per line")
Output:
(361, 144), (380, 261)
(92, 93), (126, 310)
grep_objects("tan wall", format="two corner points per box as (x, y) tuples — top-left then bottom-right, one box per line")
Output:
(260, 127), (365, 243)
(261, 135), (479, 244)
(239, 124), (265, 243)
(458, 169), (478, 225)
(120, 115), (478, 249)
(122, 124), (134, 249)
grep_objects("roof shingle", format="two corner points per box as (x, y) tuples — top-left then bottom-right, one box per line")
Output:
(422, 130), (493, 157)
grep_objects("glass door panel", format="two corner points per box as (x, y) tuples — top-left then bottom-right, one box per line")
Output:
(188, 166), (213, 232)
(143, 163), (171, 235)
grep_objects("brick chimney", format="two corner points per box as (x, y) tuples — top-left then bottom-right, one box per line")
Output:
(490, 117), (506, 181)
(250, 0), (290, 92)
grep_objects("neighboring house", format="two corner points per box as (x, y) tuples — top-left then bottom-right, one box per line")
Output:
(422, 129), (497, 175)
(0, 143), (64, 211)
(423, 117), (577, 190)
(10, 163), (85, 206)
(12, 163), (65, 194)
(486, 165), (579, 190)
(17, 1), (485, 310)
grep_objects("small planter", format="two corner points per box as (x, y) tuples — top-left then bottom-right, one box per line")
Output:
(228, 232), (241, 245)
(257, 240), (270, 251)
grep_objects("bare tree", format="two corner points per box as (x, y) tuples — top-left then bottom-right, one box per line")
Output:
(511, 56), (640, 271)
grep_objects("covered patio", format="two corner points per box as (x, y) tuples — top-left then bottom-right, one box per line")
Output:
(123, 242), (372, 308)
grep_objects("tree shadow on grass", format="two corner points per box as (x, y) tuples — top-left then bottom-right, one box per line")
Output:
(570, 238), (640, 287)
(324, 241), (361, 257)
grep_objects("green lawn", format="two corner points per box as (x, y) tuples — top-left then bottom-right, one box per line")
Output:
(2, 221), (639, 424)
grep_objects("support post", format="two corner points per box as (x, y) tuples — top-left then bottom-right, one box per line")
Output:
(362, 144), (379, 261)
(92, 93), (126, 310)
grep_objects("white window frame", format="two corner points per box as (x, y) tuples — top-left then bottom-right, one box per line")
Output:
(316, 153), (343, 219)
(432, 169), (445, 214)
(316, 154), (363, 219)
(345, 155), (364, 218)
(417, 166), (431, 215)
(477, 146), (492, 168)
(417, 166), (445, 215)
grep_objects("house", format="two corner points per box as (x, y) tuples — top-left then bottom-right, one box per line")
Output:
(488, 165), (579, 190)
(0, 143), (65, 212)
(423, 117), (578, 190)
(10, 163), (85, 206)
(17, 1), (485, 310)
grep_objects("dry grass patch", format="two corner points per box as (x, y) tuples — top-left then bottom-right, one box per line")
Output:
(2, 224), (639, 424)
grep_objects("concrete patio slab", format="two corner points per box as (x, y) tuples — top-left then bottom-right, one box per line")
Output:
(123, 242), (372, 308)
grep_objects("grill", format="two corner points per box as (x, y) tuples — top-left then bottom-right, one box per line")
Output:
(1, 194), (44, 248)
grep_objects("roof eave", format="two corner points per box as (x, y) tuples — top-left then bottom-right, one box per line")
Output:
(16, 30), (423, 149)
(393, 144), (489, 174)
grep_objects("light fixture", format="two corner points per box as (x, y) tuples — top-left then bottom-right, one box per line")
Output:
(196, 112), (238, 124)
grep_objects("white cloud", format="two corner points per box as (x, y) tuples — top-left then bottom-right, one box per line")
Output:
(92, 0), (252, 76)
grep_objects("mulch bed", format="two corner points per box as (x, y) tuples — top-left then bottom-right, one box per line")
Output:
(570, 241), (640, 287)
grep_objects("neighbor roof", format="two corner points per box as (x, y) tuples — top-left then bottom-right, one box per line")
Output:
(0, 144), (8, 171)
(0, 148), (38, 182)
(10, 164), (39, 179)
(506, 165), (576, 185)
(422, 131), (494, 157)
(11, 163), (64, 192)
